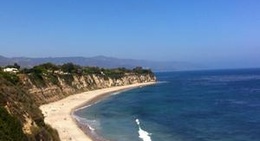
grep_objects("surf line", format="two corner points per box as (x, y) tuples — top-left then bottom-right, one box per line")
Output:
(135, 119), (152, 141)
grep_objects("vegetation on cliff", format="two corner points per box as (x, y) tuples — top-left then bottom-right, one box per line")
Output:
(0, 72), (60, 141)
(0, 63), (156, 141)
(19, 63), (155, 89)
(0, 107), (27, 141)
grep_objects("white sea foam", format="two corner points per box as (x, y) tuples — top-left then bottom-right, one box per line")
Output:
(135, 119), (152, 141)
(73, 114), (100, 131)
(157, 81), (169, 84)
(112, 91), (122, 95)
(74, 104), (91, 112)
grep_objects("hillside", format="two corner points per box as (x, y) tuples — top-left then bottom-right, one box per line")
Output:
(0, 73), (60, 141)
(0, 63), (156, 141)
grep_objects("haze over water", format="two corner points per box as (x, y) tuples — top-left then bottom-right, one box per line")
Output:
(75, 69), (260, 141)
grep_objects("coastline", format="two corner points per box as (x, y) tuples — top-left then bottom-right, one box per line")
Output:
(40, 82), (156, 141)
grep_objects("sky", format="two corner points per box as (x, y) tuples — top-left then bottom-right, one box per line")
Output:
(0, 0), (260, 69)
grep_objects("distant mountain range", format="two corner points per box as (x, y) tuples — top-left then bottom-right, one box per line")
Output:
(0, 55), (202, 71)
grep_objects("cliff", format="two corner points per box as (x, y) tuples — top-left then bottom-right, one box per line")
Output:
(21, 72), (155, 105)
(0, 63), (156, 141)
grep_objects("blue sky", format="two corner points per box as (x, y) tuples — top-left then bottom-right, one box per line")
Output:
(0, 0), (260, 68)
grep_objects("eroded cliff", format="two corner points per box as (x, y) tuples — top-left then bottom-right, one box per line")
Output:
(20, 71), (155, 105)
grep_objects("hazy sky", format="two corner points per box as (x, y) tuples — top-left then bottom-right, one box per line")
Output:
(1, 0), (260, 69)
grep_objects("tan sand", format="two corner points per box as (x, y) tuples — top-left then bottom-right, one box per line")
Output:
(40, 82), (156, 141)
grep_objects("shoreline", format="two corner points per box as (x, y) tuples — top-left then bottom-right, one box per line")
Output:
(40, 82), (156, 141)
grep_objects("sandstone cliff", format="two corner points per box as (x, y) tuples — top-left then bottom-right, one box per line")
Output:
(20, 72), (156, 105)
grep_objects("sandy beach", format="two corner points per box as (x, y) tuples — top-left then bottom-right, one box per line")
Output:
(40, 82), (156, 141)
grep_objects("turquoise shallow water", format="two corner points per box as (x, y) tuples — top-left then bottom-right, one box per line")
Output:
(75, 69), (260, 141)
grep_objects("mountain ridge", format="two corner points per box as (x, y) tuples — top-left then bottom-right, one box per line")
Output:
(0, 55), (201, 71)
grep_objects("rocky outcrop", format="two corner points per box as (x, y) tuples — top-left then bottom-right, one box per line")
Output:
(19, 73), (156, 105)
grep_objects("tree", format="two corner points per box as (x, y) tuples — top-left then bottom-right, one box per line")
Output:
(61, 63), (81, 73)
(38, 63), (59, 70)
(13, 63), (20, 70)
(5, 63), (20, 70)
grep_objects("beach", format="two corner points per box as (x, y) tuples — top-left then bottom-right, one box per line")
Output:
(40, 82), (156, 141)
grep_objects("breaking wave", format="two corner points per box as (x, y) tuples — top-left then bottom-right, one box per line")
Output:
(72, 114), (99, 131)
(135, 119), (152, 141)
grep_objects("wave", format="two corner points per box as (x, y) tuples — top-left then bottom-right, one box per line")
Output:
(74, 105), (92, 112)
(156, 81), (169, 84)
(135, 119), (152, 141)
(111, 91), (122, 95)
(72, 114), (100, 131)
(199, 75), (260, 82)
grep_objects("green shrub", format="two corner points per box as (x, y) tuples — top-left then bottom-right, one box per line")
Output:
(60, 74), (74, 85)
(0, 72), (19, 85)
(48, 74), (59, 85)
(61, 63), (81, 73)
(133, 67), (153, 75)
(37, 63), (59, 71)
(0, 107), (27, 141)
(83, 67), (101, 74)
(103, 69), (124, 79)
(28, 73), (46, 88)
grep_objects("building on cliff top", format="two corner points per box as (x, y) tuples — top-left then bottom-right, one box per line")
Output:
(3, 67), (19, 73)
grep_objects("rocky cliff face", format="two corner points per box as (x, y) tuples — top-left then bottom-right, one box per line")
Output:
(20, 73), (156, 105)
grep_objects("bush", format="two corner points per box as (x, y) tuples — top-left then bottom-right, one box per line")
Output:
(103, 68), (125, 79)
(0, 107), (27, 141)
(61, 63), (81, 73)
(0, 72), (19, 85)
(83, 67), (101, 74)
(37, 63), (59, 71)
(49, 74), (59, 85)
(28, 73), (46, 88)
(133, 67), (153, 75)
(60, 74), (74, 85)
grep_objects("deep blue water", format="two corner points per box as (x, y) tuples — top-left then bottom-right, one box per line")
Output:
(75, 69), (260, 141)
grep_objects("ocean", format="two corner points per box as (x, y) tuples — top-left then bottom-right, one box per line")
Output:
(74, 69), (260, 141)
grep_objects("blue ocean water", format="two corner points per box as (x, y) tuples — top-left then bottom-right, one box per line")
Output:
(75, 69), (260, 141)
